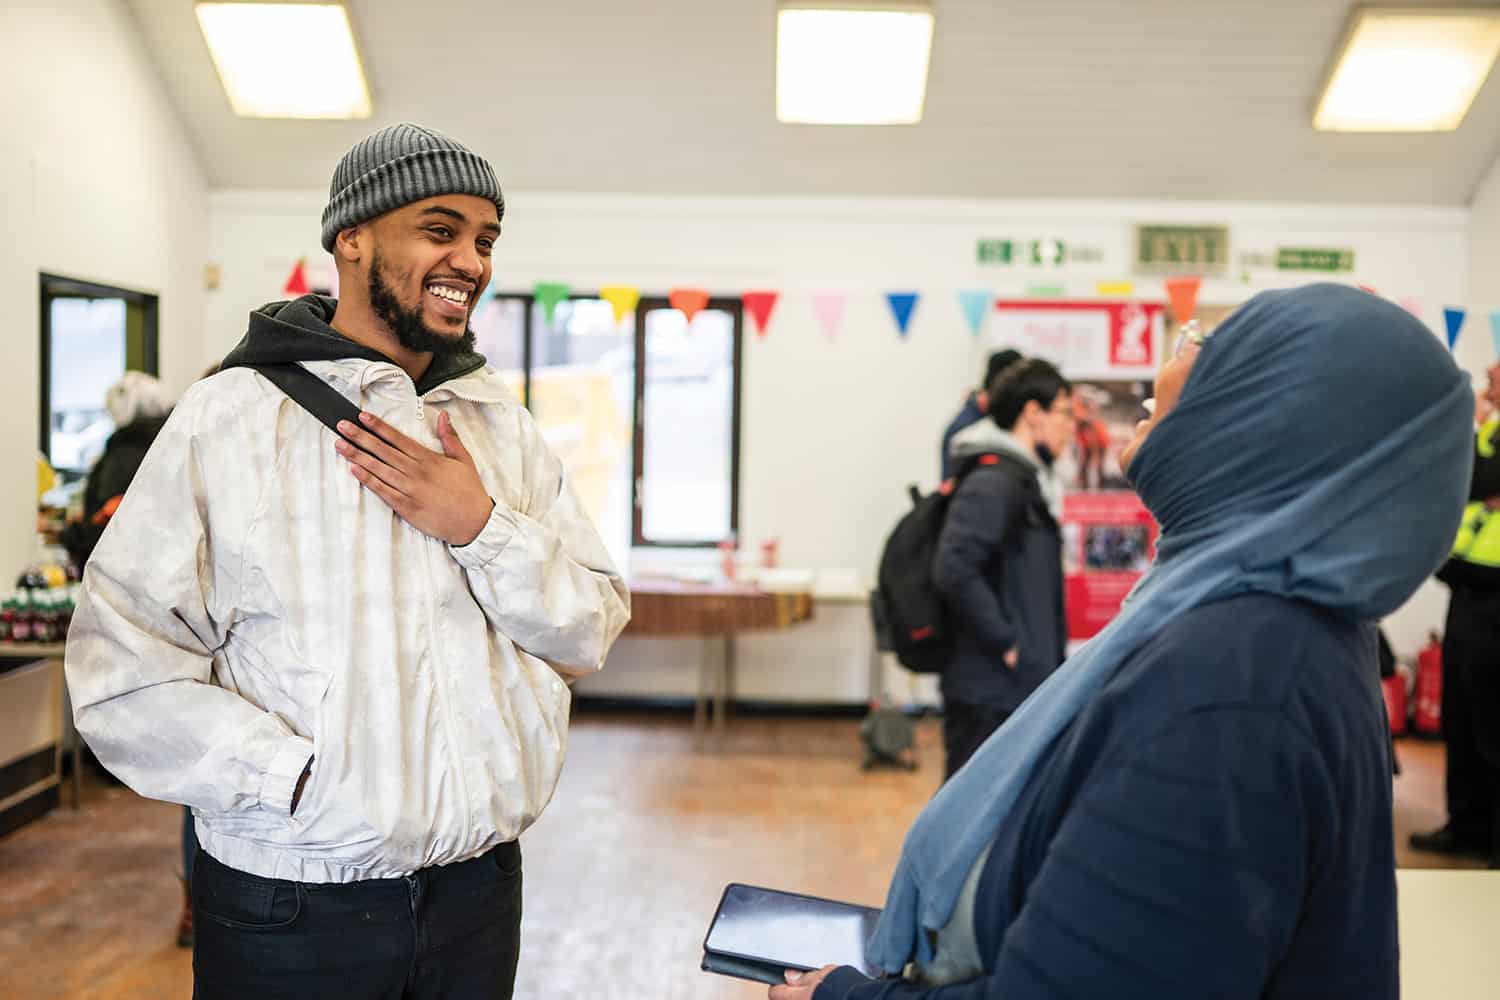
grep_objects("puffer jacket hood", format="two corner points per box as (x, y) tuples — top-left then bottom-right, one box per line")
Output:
(950, 419), (1063, 524)
(221, 294), (487, 394)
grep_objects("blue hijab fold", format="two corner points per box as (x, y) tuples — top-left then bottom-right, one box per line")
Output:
(867, 282), (1474, 974)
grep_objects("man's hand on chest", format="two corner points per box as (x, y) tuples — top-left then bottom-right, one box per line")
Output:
(335, 409), (495, 546)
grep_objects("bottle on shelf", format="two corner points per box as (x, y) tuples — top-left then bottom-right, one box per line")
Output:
(12, 591), (34, 643)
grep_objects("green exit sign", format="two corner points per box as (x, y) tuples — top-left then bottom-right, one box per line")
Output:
(977, 239), (1015, 265)
(1134, 224), (1229, 275)
(1276, 247), (1355, 272)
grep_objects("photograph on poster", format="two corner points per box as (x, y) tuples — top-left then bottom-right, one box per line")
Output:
(1085, 524), (1152, 572)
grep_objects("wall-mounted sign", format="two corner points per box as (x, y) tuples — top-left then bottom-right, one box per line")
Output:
(990, 299), (1165, 379)
(979, 238), (1108, 268)
(977, 239), (1016, 265)
(1030, 238), (1065, 266)
(1275, 247), (1355, 272)
(1134, 224), (1230, 276)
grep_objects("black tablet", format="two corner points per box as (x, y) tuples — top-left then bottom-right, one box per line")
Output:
(701, 883), (883, 985)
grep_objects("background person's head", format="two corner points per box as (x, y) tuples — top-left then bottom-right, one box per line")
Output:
(104, 372), (171, 428)
(988, 358), (1074, 457)
(975, 349), (1023, 412)
(322, 124), (504, 359)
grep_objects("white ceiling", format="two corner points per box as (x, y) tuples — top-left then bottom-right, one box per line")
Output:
(124, 0), (1500, 205)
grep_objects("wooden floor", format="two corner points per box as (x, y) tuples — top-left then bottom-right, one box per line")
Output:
(0, 717), (1482, 1000)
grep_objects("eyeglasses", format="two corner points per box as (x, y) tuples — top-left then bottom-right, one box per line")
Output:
(1171, 319), (1210, 359)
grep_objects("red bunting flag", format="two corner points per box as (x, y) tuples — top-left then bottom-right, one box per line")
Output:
(283, 259), (309, 296)
(743, 290), (780, 338)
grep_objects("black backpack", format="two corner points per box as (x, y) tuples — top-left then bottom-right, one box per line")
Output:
(875, 454), (1021, 673)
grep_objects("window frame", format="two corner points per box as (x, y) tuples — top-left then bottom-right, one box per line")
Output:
(489, 290), (744, 550)
(631, 295), (744, 549)
(38, 273), (160, 476)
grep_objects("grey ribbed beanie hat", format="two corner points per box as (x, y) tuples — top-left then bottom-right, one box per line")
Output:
(320, 123), (504, 252)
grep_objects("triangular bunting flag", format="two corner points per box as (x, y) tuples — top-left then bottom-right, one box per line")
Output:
(810, 291), (848, 341)
(885, 292), (919, 337)
(956, 291), (992, 337)
(1026, 284), (1065, 298)
(1165, 276), (1201, 324)
(600, 285), (640, 327)
(1095, 281), (1134, 297)
(1399, 298), (1422, 319)
(534, 282), (571, 324)
(1444, 307), (1466, 351)
(1490, 309), (1500, 358)
(1358, 284), (1380, 296)
(669, 288), (711, 324)
(283, 259), (309, 296)
(743, 291), (780, 338)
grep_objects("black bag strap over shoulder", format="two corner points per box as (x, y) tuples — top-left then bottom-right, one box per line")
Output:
(243, 362), (393, 454)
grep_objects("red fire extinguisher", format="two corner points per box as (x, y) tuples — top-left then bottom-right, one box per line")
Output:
(1381, 675), (1408, 736)
(1413, 632), (1443, 736)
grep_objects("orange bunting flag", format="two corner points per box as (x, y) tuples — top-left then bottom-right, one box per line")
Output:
(1164, 276), (1201, 325)
(669, 288), (711, 323)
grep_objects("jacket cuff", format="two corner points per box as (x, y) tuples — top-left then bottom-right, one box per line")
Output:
(449, 501), (517, 570)
(813, 966), (874, 1000)
(261, 736), (314, 816)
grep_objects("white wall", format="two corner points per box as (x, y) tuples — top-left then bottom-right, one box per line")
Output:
(0, 0), (208, 582)
(1466, 155), (1500, 379)
(206, 189), (1466, 696)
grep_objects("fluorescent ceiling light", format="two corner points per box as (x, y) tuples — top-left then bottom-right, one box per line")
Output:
(195, 3), (372, 119)
(1314, 6), (1500, 132)
(777, 2), (934, 125)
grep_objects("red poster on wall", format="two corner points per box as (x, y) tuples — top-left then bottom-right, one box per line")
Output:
(992, 300), (1164, 379)
(1062, 492), (1158, 641)
(988, 299), (1167, 641)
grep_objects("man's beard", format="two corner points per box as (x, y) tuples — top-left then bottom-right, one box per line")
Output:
(368, 250), (476, 357)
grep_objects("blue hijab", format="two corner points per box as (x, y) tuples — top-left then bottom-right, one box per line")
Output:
(867, 282), (1475, 974)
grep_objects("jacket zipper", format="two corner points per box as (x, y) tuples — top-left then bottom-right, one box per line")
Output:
(408, 383), (472, 853)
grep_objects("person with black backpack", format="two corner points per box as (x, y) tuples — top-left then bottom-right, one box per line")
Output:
(933, 359), (1073, 778)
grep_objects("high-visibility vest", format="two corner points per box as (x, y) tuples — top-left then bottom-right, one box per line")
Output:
(1451, 416), (1500, 569)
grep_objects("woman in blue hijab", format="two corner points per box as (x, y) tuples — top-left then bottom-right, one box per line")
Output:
(771, 284), (1474, 1000)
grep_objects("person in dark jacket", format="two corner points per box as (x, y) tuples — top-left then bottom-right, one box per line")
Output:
(59, 372), (172, 568)
(769, 284), (1473, 1000)
(939, 350), (1022, 481)
(1411, 357), (1500, 864)
(933, 359), (1072, 778)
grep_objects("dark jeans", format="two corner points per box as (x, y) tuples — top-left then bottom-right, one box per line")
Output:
(192, 841), (522, 1000)
(943, 701), (1013, 780)
(1442, 587), (1500, 858)
(183, 807), (199, 885)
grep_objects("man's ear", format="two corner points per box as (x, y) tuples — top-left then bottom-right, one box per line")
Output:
(334, 225), (364, 264)
(1020, 398), (1044, 428)
(976, 391), (989, 413)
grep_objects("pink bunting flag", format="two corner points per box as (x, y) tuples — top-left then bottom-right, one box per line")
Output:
(810, 291), (848, 342)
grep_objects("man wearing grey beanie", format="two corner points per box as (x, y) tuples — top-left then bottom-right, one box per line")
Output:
(65, 124), (630, 999)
